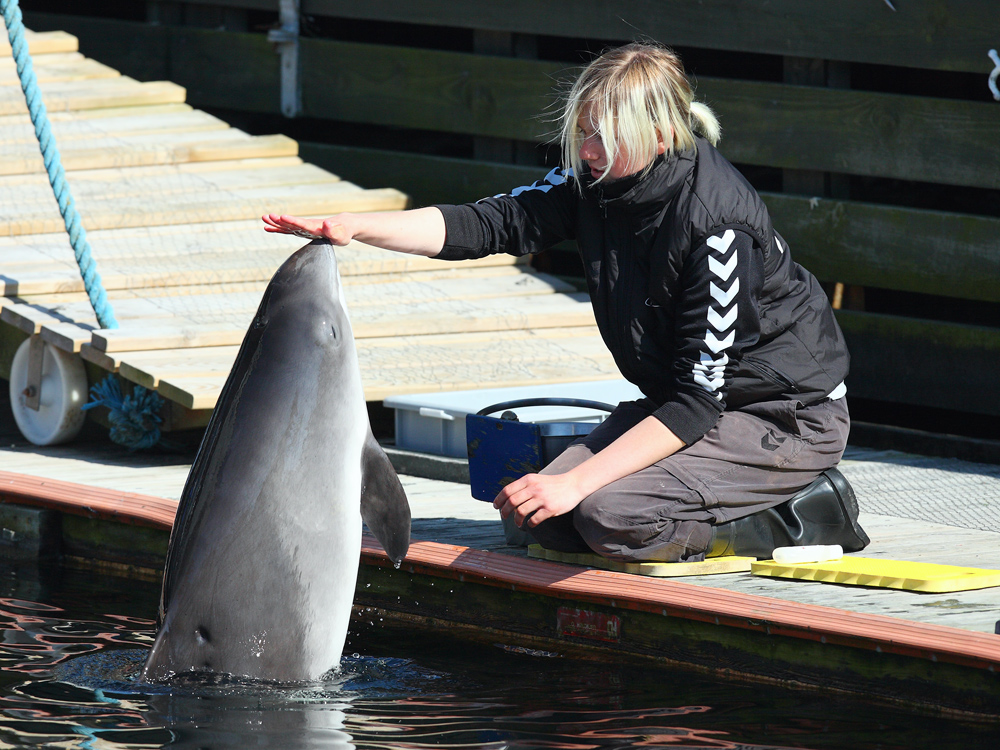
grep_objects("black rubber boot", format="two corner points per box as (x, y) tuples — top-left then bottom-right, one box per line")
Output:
(707, 468), (870, 559)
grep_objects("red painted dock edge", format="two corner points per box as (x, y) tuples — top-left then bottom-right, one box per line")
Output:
(2, 469), (999, 673)
(0, 470), (176, 530)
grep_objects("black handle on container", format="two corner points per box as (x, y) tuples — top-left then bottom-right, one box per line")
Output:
(476, 398), (617, 417)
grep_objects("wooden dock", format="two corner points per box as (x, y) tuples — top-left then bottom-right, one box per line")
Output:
(1, 28), (619, 433)
(1, 437), (998, 718)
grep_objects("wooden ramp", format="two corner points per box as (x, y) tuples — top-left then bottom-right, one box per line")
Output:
(1, 29), (618, 429)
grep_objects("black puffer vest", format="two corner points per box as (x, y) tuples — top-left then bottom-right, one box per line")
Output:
(577, 138), (849, 410)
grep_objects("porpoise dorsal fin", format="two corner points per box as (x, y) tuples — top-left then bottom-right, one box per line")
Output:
(360, 431), (411, 565)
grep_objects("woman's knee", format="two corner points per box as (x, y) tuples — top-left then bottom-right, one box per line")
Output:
(570, 484), (713, 562)
(570, 487), (645, 558)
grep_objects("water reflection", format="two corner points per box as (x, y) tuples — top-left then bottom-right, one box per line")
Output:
(144, 691), (355, 750)
(0, 563), (997, 749)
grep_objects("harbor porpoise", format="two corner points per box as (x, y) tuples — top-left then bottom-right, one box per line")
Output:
(141, 241), (410, 683)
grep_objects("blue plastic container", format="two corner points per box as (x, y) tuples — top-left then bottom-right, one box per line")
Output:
(466, 398), (615, 502)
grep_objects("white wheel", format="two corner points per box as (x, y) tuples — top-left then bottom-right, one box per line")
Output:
(9, 337), (88, 446)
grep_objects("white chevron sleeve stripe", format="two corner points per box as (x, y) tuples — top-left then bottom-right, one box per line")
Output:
(708, 251), (738, 281)
(699, 351), (729, 368)
(693, 231), (744, 398)
(694, 372), (726, 391)
(706, 229), (735, 254)
(707, 304), (738, 331)
(709, 278), (740, 307)
(507, 167), (572, 197)
(705, 330), (736, 353)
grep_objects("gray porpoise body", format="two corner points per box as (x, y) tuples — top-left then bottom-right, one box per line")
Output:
(141, 241), (410, 683)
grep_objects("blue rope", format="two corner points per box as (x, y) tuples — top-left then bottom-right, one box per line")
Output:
(82, 375), (163, 450)
(2, 0), (117, 329)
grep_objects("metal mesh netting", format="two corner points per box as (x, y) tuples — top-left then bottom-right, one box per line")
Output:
(841, 447), (1000, 534)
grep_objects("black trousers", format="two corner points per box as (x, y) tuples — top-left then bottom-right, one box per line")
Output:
(527, 396), (850, 562)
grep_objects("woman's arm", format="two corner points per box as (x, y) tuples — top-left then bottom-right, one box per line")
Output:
(494, 415), (685, 528)
(262, 207), (446, 257)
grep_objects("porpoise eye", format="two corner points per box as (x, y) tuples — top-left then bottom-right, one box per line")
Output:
(331, 325), (338, 340)
(196, 626), (211, 645)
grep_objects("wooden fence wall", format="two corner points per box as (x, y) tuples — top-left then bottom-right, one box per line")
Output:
(20, 0), (1000, 435)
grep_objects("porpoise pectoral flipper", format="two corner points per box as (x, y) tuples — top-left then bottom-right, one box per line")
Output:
(360, 430), (411, 565)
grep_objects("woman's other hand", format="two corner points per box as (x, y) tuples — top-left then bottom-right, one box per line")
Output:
(493, 472), (587, 528)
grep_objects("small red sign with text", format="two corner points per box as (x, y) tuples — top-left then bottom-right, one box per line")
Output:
(556, 607), (621, 643)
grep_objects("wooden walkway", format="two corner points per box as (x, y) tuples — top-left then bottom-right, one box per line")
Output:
(1, 440), (999, 716)
(1, 28), (618, 429)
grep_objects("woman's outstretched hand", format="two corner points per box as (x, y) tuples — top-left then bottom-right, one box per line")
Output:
(263, 208), (446, 257)
(261, 214), (354, 245)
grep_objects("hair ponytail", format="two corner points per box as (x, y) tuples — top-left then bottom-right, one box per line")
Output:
(689, 101), (721, 146)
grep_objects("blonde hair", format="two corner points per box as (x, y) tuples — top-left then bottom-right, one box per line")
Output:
(559, 42), (720, 184)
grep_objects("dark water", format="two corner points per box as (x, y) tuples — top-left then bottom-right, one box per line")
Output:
(0, 561), (997, 750)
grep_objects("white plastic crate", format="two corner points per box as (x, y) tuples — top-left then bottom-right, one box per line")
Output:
(384, 380), (644, 458)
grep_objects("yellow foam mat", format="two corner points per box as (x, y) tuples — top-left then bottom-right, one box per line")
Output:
(527, 544), (754, 577)
(751, 556), (1000, 593)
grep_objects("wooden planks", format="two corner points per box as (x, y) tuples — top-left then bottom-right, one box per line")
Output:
(28, 3), (1000, 75)
(837, 311), (1000, 417)
(18, 16), (1000, 192)
(75, 324), (613, 408)
(701, 79), (1000, 192)
(300, 0), (999, 74)
(0, 27), (619, 419)
(0, 223), (523, 298)
(23, 14), (282, 115)
(0, 29), (77, 56)
(306, 43), (1000, 190)
(0, 23), (609, 412)
(0, 75), (186, 116)
(145, 327), (618, 409)
(58, 266), (583, 342)
(0, 108), (229, 147)
(0, 176), (406, 237)
(300, 38), (567, 143)
(8, 267), (580, 348)
(0, 52), (120, 87)
(35, 2), (999, 75)
(764, 194), (1000, 303)
(0, 129), (299, 176)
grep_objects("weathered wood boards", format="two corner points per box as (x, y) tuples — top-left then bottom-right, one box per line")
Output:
(0, 75), (186, 116)
(0, 127), (298, 176)
(41, 2), (995, 76)
(22, 15), (999, 193)
(0, 220), (522, 296)
(0, 27), (622, 419)
(142, 327), (618, 409)
(3, 268), (585, 345)
(0, 29), (76, 56)
(0, 108), (229, 147)
(76, 326), (614, 409)
(0, 177), (405, 236)
(0, 52), (119, 87)
(300, 0), (998, 74)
